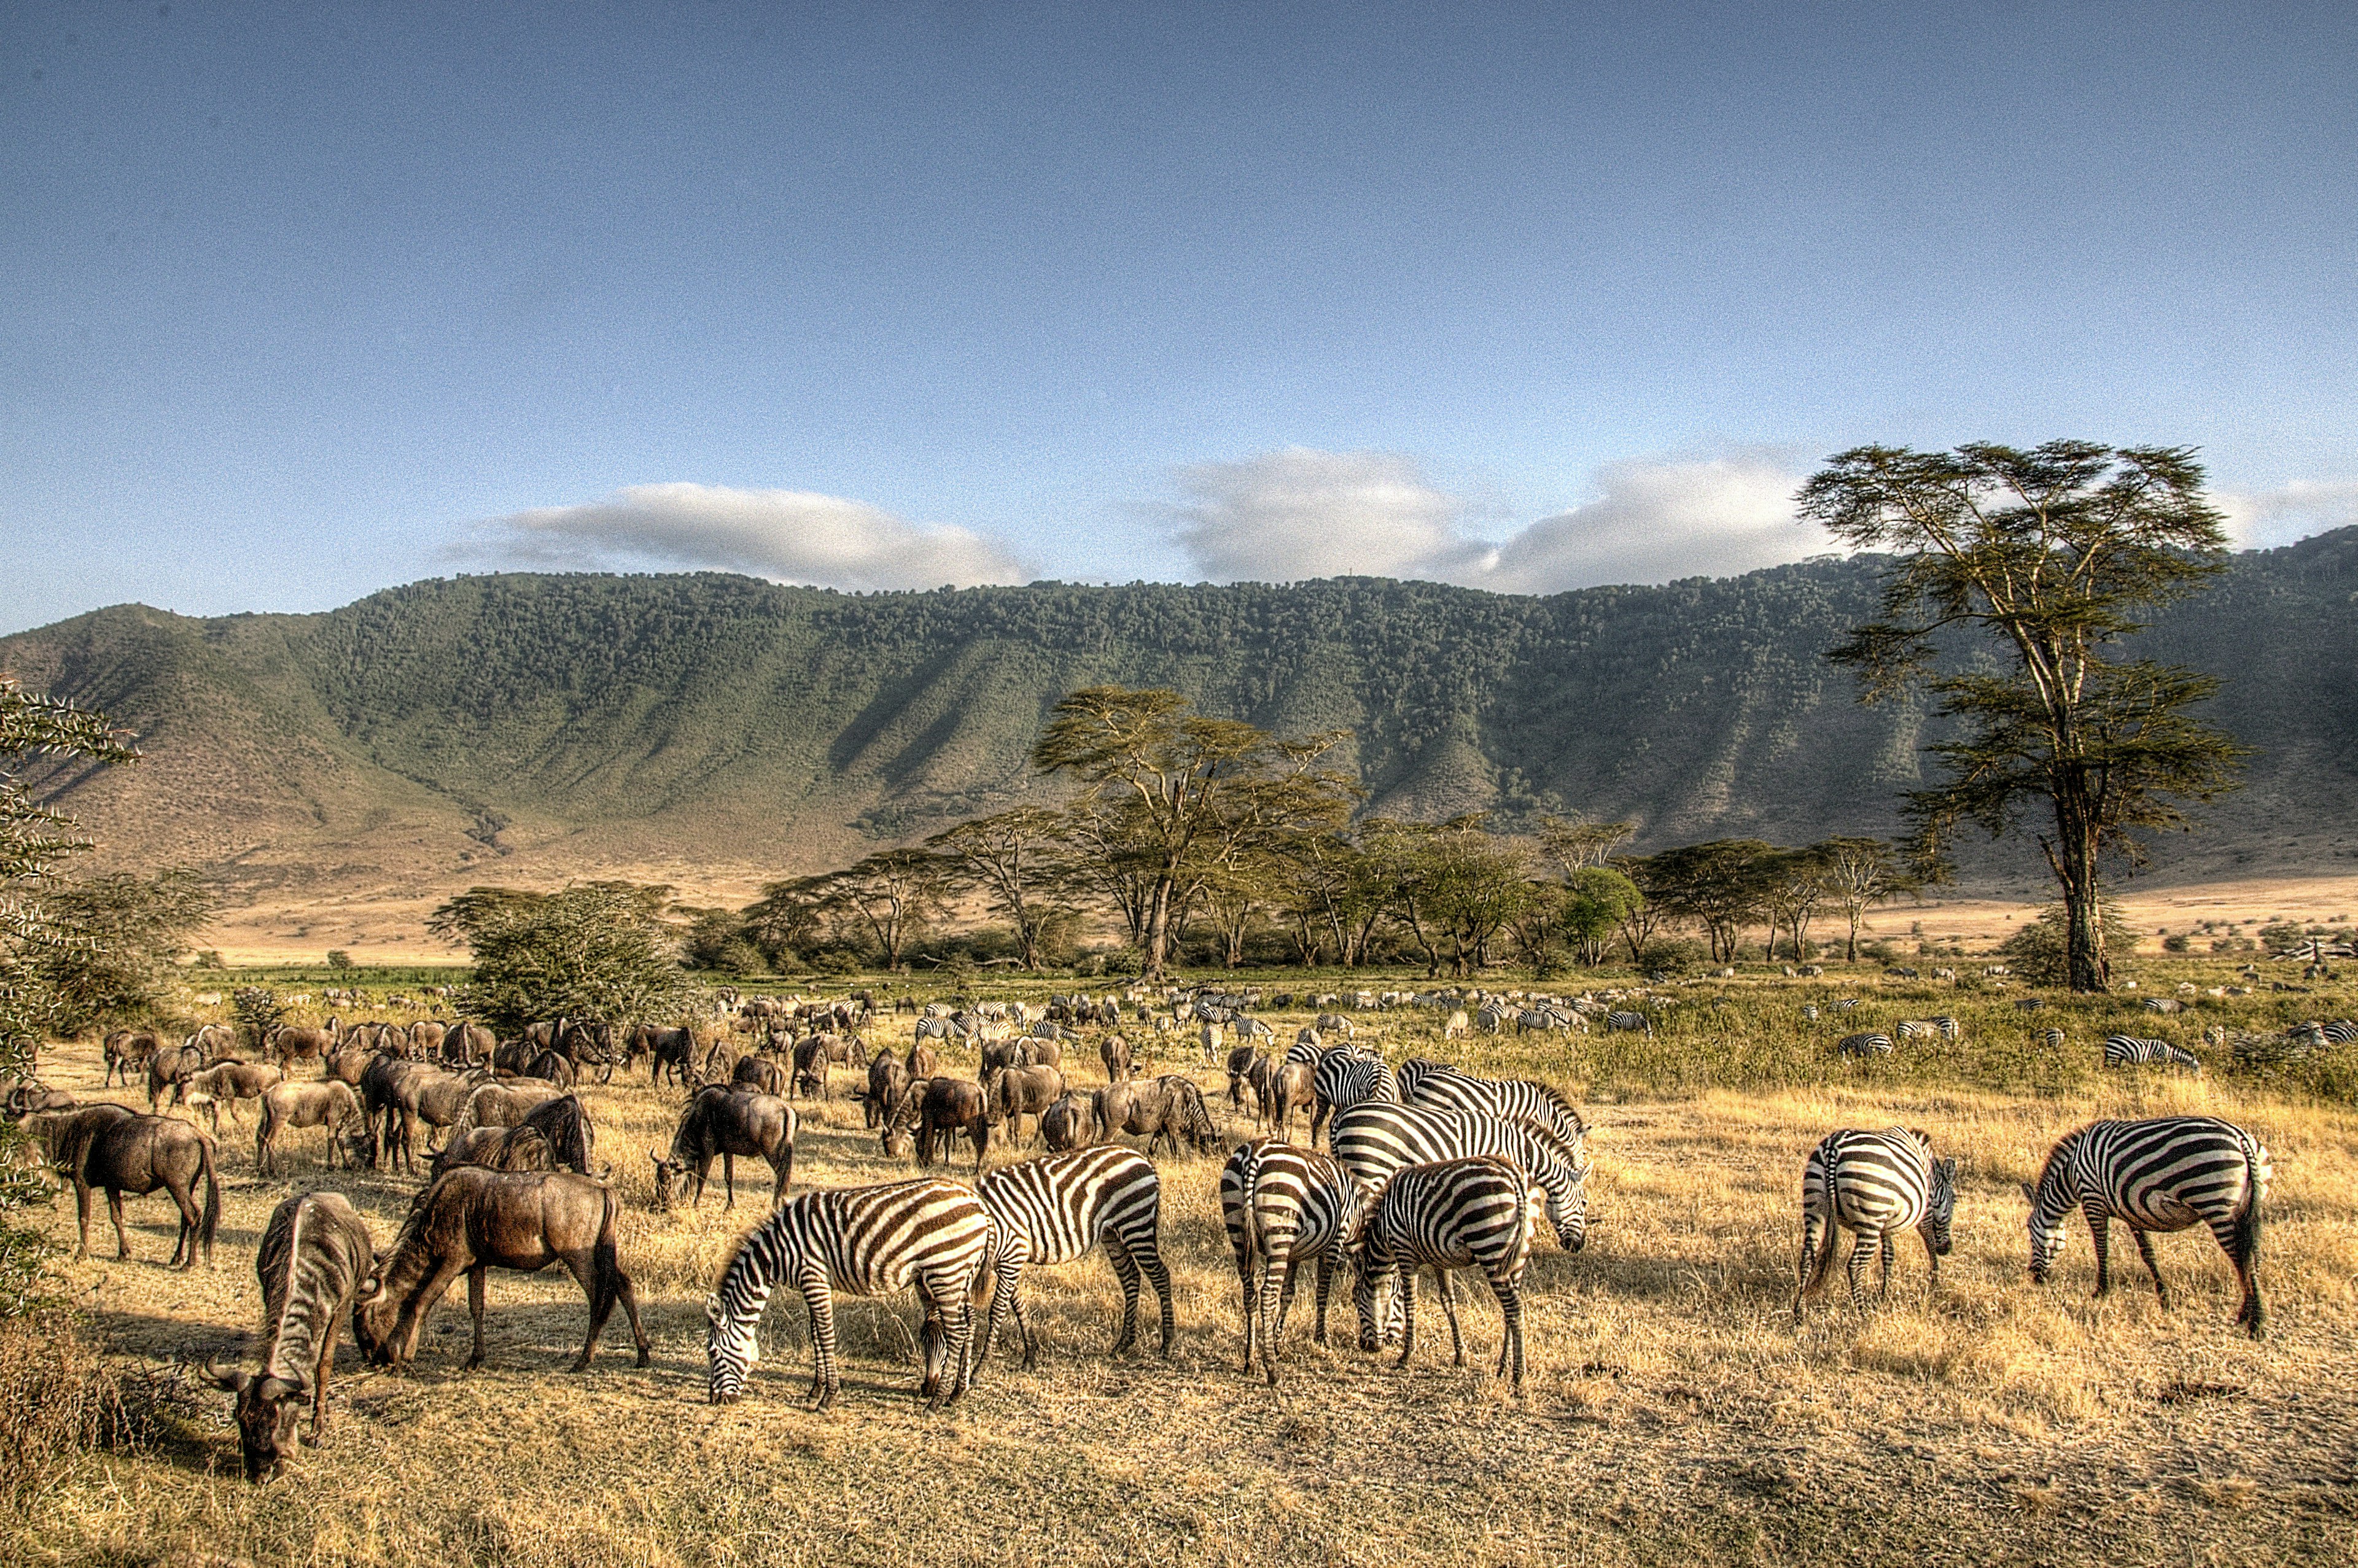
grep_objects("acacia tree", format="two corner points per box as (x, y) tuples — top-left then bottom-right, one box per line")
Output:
(1563, 866), (1643, 967)
(1643, 839), (1775, 963)
(1757, 848), (1829, 963)
(1538, 815), (1636, 877)
(1031, 687), (1356, 981)
(1814, 836), (1913, 961)
(431, 882), (698, 1033)
(1802, 441), (2247, 992)
(805, 850), (949, 972)
(927, 807), (1073, 972)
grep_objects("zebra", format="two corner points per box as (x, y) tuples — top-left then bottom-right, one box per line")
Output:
(1602, 1009), (1650, 1036)
(1800, 1004), (1820, 1022)
(1218, 1137), (1378, 1384)
(1392, 1057), (1446, 1104)
(1329, 1101), (1587, 1251)
(1835, 1031), (1894, 1058)
(1793, 1127), (1956, 1321)
(2023, 1116), (2270, 1336)
(2040, 1027), (2067, 1050)
(1831, 998), (1859, 1013)
(2102, 1036), (2202, 1073)
(2320, 1019), (2357, 1044)
(974, 1146), (1173, 1368)
(703, 1177), (995, 1410)
(1311, 1049), (1398, 1147)
(1399, 1066), (1589, 1153)
(1894, 1019), (1940, 1042)
(1347, 1155), (1544, 1388)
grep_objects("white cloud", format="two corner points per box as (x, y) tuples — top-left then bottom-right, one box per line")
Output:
(461, 482), (1029, 592)
(2217, 479), (2358, 551)
(1161, 446), (1823, 593)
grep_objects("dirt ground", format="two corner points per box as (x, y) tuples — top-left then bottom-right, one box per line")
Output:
(10, 996), (2358, 1567)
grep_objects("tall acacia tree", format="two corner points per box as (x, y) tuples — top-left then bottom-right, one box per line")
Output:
(1800, 442), (2248, 992)
(927, 807), (1073, 972)
(1031, 686), (1356, 981)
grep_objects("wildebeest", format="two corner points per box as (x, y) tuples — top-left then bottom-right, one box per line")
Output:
(208, 1191), (376, 1480)
(1038, 1092), (1091, 1152)
(519, 1049), (576, 1090)
(357, 1060), (478, 1174)
(733, 1055), (788, 1096)
(448, 1079), (563, 1147)
(650, 1087), (797, 1209)
(910, 1077), (990, 1174)
(906, 1039), (940, 1081)
(147, 1036), (216, 1112)
(790, 1034), (842, 1100)
(860, 1049), (910, 1130)
(1226, 1046), (1267, 1112)
(430, 1093), (599, 1181)
(178, 1060), (285, 1131)
(255, 1081), (364, 1175)
(103, 1028), (161, 1089)
(1099, 1034), (1132, 1082)
(2, 1079), (74, 1116)
(267, 1022), (339, 1074)
(1092, 1076), (1222, 1159)
(28, 1103), (220, 1267)
(440, 1021), (495, 1069)
(984, 1064), (1064, 1149)
(352, 1168), (651, 1373)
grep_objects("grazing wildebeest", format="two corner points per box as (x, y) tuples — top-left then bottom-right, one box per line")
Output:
(633, 1023), (695, 1084)
(1092, 1075), (1222, 1159)
(178, 1060), (285, 1131)
(29, 1104), (220, 1267)
(268, 1022), (338, 1074)
(208, 1190), (376, 1480)
(1038, 1092), (1091, 1152)
(733, 1055), (788, 1096)
(984, 1064), (1064, 1149)
(352, 1169), (651, 1373)
(430, 1092), (599, 1180)
(103, 1028), (161, 1089)
(449, 1079), (562, 1146)
(881, 1077), (928, 1159)
(147, 1037), (215, 1112)
(322, 1042), (379, 1087)
(255, 1081), (364, 1175)
(440, 1022), (495, 1069)
(906, 1039), (940, 1081)
(650, 1087), (797, 1209)
(911, 1077), (991, 1174)
(519, 1049), (576, 1089)
(3, 1079), (74, 1116)
(1099, 1034), (1133, 1082)
(860, 1048), (910, 1130)
(1226, 1046), (1267, 1113)
(790, 1035), (835, 1100)
(357, 1060), (478, 1174)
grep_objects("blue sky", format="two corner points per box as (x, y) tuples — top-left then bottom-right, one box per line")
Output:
(4, 1), (2354, 632)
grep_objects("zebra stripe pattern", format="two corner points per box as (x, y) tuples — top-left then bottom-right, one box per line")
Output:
(1330, 1102), (1587, 1251)
(1894, 1019), (1939, 1041)
(2041, 1027), (2067, 1050)
(2024, 1116), (2270, 1335)
(704, 1178), (994, 1410)
(1348, 1156), (1543, 1388)
(2319, 1019), (2357, 1044)
(1603, 1009), (1650, 1035)
(1400, 1066), (1589, 1152)
(974, 1146), (1173, 1368)
(1836, 1031), (1894, 1058)
(1793, 1127), (1956, 1319)
(2102, 1036), (2202, 1073)
(1393, 1057), (1444, 1104)
(1311, 1049), (1398, 1146)
(1218, 1137), (1376, 1384)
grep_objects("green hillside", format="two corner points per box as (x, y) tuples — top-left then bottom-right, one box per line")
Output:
(8, 530), (2358, 896)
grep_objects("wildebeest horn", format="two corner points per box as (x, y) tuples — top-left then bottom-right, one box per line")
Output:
(353, 1275), (386, 1305)
(206, 1358), (250, 1392)
(648, 1146), (665, 1164)
(256, 1375), (298, 1402)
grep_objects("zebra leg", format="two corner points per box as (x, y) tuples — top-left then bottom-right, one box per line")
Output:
(800, 1270), (838, 1410)
(1104, 1238), (1143, 1359)
(1492, 1275), (1524, 1389)
(1310, 1251), (1334, 1347)
(1393, 1268), (1418, 1371)
(1878, 1233), (1897, 1300)
(1794, 1207), (1827, 1323)
(1434, 1268), (1466, 1368)
(2131, 1228), (2169, 1308)
(2085, 1206), (2114, 1297)
(979, 1246), (1024, 1370)
(1844, 1226), (1877, 1309)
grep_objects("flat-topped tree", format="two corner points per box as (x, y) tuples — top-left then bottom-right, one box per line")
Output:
(1800, 441), (2249, 993)
(1030, 686), (1356, 982)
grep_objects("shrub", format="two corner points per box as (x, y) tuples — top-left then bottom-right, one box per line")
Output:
(2163, 934), (2192, 953)
(0, 1311), (165, 1499)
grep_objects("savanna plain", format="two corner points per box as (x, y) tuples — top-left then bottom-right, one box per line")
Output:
(10, 964), (2358, 1568)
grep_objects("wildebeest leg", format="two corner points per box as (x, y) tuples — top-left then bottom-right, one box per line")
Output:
(107, 1187), (133, 1261)
(466, 1267), (489, 1370)
(2131, 1228), (2169, 1308)
(722, 1152), (736, 1209)
(168, 1173), (200, 1270)
(1434, 1268), (1465, 1368)
(306, 1336), (338, 1444)
(769, 1145), (791, 1206)
(74, 1180), (95, 1261)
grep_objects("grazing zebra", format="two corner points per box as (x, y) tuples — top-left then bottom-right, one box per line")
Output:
(703, 1178), (995, 1410)
(974, 1146), (1174, 1368)
(2320, 1019), (2358, 1044)
(2040, 1027), (2067, 1050)
(1793, 1127), (1956, 1320)
(1801, 1004), (1820, 1022)
(2023, 1116), (2270, 1335)
(1218, 1138), (1377, 1384)
(1348, 1155), (1543, 1388)
(1310, 1050), (1398, 1147)
(1932, 1015), (1961, 1039)
(2015, 996), (2046, 1011)
(1399, 1066), (1589, 1153)
(1393, 1058), (1446, 1104)
(1894, 1019), (1940, 1041)
(1831, 998), (1859, 1013)
(1835, 1031), (1894, 1058)
(2103, 1036), (2202, 1073)
(1329, 1102), (1587, 1251)
(1602, 1009), (1650, 1036)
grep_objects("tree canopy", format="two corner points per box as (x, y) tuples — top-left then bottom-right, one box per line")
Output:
(432, 882), (701, 1034)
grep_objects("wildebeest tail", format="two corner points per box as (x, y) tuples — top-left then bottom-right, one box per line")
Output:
(199, 1135), (222, 1266)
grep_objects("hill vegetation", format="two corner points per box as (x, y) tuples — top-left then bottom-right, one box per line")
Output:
(5, 529), (2357, 911)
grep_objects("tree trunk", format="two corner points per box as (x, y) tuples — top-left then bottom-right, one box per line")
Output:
(2046, 788), (2109, 993)
(1142, 879), (1174, 982)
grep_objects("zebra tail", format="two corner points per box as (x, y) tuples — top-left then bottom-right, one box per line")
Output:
(2233, 1133), (2268, 1270)
(1799, 1161), (1839, 1298)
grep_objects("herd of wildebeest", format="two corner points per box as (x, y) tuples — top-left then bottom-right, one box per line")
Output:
(0, 979), (2284, 1483)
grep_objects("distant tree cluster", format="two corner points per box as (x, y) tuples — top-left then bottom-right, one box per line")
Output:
(429, 882), (704, 1033)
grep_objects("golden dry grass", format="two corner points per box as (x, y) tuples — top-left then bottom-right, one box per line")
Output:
(10, 984), (2358, 1567)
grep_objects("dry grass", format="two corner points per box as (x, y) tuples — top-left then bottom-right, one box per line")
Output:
(10, 977), (2358, 1567)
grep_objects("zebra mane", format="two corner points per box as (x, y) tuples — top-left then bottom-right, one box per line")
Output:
(2028, 1131), (2080, 1206)
(1516, 1081), (1587, 1138)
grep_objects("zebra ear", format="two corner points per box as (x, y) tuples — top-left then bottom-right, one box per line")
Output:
(1938, 1158), (1958, 1182)
(704, 1292), (724, 1324)
(2017, 1181), (2034, 1205)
